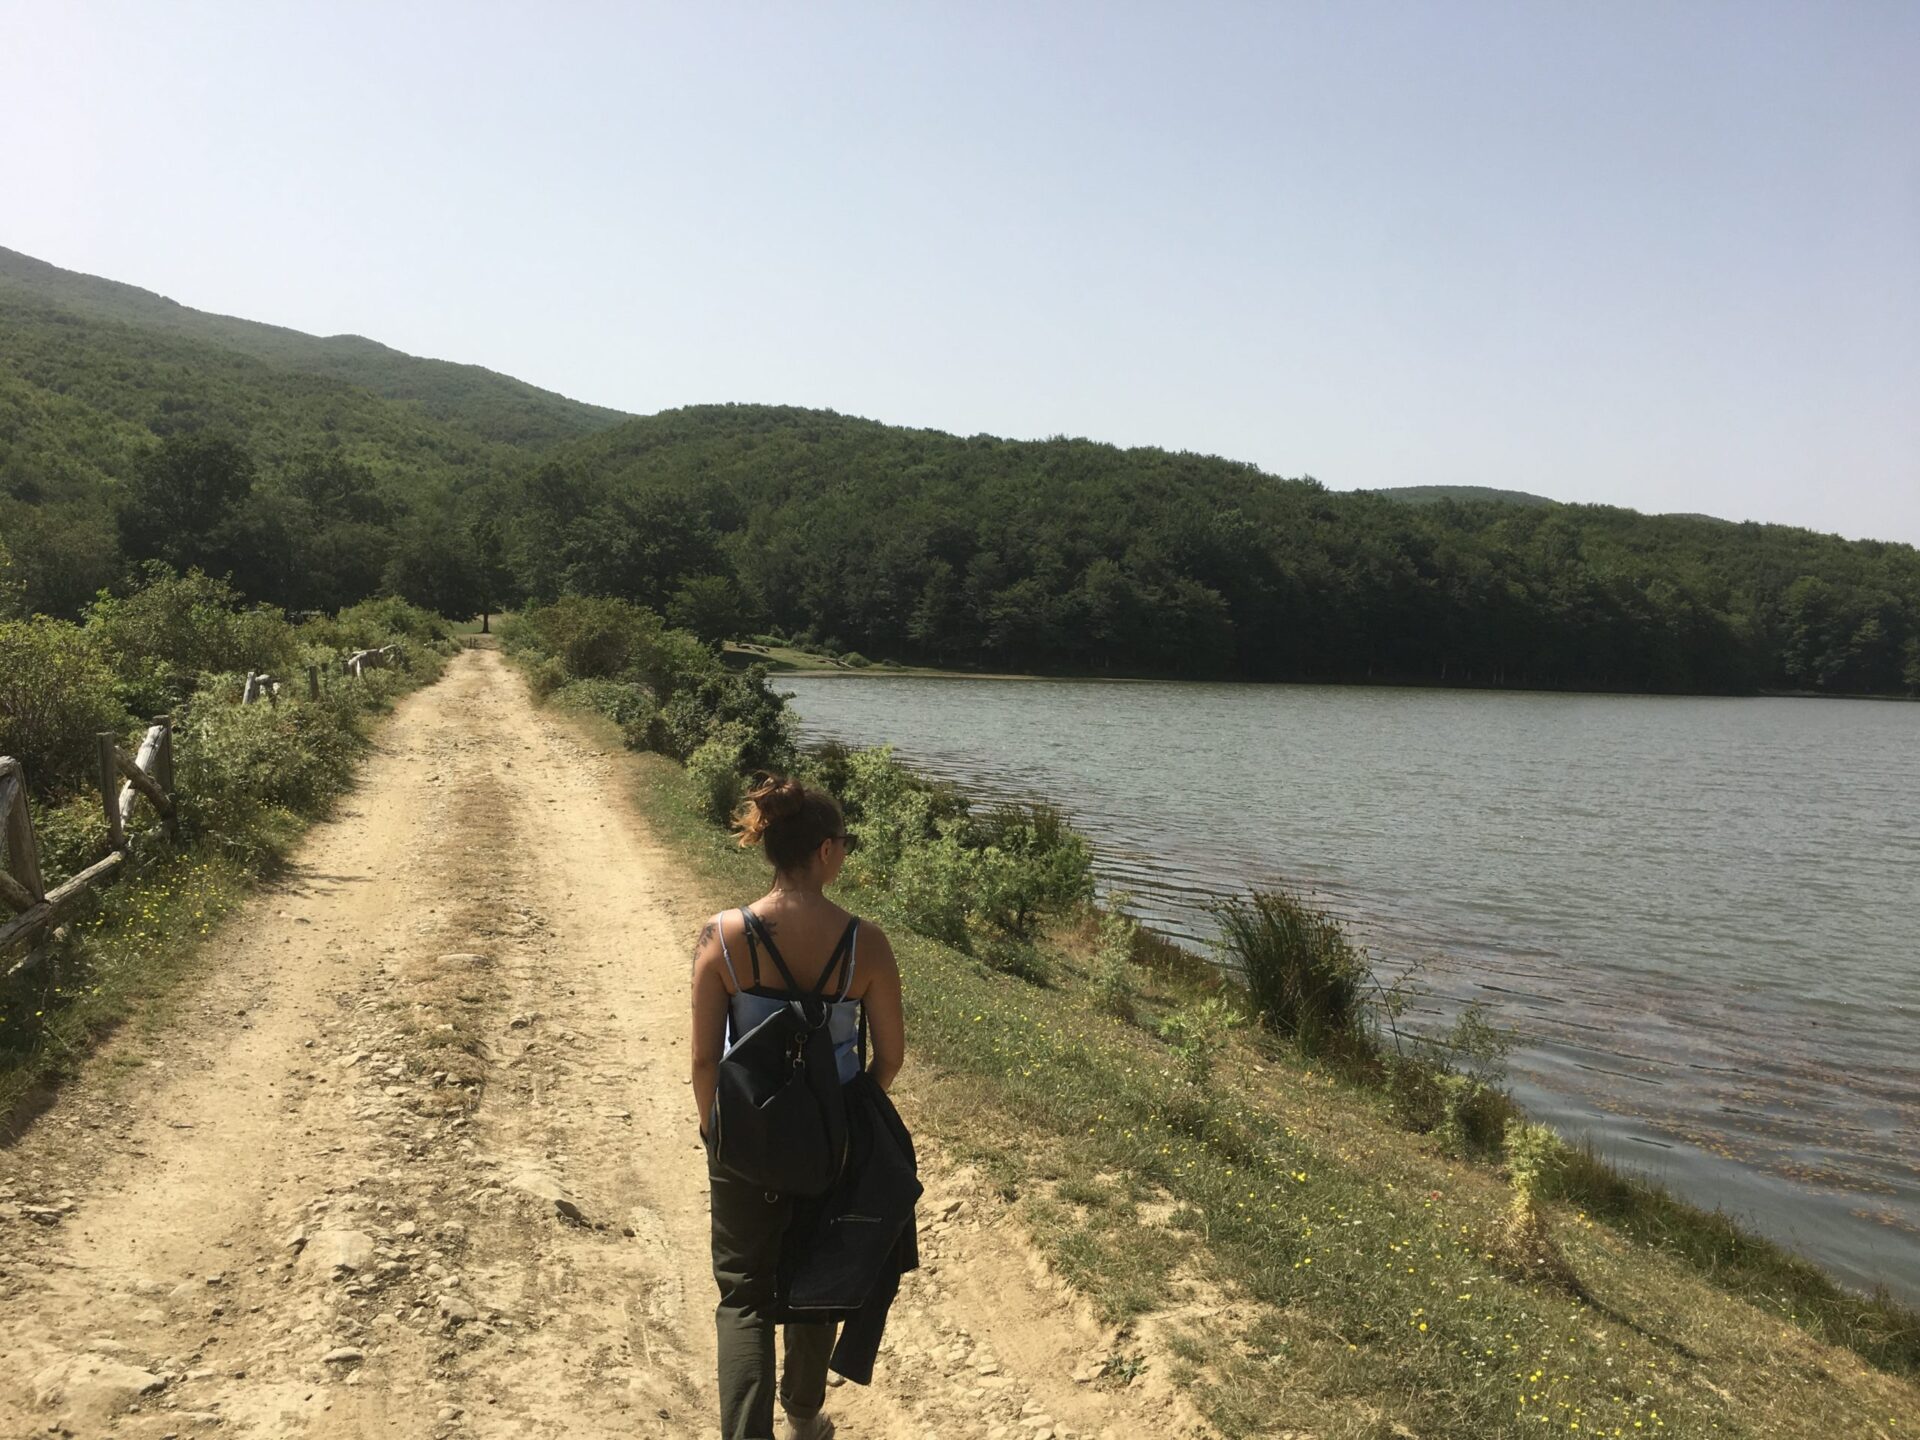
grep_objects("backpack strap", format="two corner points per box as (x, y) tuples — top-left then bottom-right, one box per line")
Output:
(740, 907), (809, 995)
(739, 910), (862, 1026)
(818, 918), (860, 1000)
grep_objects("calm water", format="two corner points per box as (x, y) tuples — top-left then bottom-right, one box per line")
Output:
(784, 676), (1920, 1302)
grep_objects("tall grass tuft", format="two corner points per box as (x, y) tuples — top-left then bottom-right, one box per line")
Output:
(1090, 895), (1141, 1022)
(1211, 888), (1369, 1057)
(1496, 1120), (1581, 1294)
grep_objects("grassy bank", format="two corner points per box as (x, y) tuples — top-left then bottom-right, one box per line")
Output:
(611, 747), (1916, 1439)
(0, 575), (455, 1121)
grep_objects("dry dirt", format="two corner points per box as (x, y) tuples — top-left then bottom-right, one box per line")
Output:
(0, 649), (1204, 1440)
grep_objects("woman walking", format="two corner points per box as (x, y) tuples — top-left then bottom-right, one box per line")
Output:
(690, 776), (907, 1440)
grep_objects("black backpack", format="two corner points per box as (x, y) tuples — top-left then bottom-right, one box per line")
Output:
(705, 911), (858, 1197)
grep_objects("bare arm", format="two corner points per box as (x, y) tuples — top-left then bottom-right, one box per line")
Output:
(857, 923), (906, 1092)
(690, 914), (732, 1134)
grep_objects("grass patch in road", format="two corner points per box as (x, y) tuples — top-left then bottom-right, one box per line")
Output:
(0, 849), (254, 1125)
(607, 740), (1920, 1440)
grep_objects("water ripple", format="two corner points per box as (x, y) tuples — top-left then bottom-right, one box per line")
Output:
(788, 676), (1920, 1302)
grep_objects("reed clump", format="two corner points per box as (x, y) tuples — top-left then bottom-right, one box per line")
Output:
(1211, 888), (1370, 1057)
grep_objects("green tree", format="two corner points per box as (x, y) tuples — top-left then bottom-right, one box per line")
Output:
(0, 535), (22, 618)
(666, 574), (754, 645)
(383, 514), (480, 621)
(116, 433), (258, 578)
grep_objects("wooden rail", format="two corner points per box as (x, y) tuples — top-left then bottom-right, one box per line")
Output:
(7, 641), (408, 964)
(238, 646), (401, 705)
(0, 717), (176, 968)
(344, 643), (402, 678)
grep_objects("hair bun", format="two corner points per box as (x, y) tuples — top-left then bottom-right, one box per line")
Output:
(736, 773), (805, 846)
(732, 774), (848, 868)
(757, 777), (804, 821)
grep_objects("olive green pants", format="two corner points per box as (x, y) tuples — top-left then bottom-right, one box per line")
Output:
(709, 1164), (838, 1440)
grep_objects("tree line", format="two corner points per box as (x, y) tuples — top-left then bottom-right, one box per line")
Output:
(7, 402), (1919, 696)
(497, 405), (1920, 695)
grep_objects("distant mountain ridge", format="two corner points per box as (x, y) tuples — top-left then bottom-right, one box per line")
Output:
(1366, 484), (1736, 527)
(0, 246), (627, 449)
(1364, 484), (1557, 508)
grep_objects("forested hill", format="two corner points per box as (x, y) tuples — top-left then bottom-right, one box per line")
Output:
(509, 404), (1920, 696)
(3, 241), (1916, 695)
(0, 246), (626, 448)
(0, 246), (626, 615)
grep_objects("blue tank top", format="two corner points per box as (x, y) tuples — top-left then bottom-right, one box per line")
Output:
(719, 907), (865, 1085)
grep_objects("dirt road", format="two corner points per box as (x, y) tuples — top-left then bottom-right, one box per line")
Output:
(1, 650), (1193, 1440)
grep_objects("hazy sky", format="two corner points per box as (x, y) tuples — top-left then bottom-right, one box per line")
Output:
(4, 2), (1916, 542)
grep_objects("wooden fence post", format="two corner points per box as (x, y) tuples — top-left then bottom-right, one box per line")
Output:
(157, 715), (178, 841)
(0, 759), (41, 916)
(2, 715), (181, 962)
(308, 664), (320, 700)
(1, 758), (46, 906)
(98, 732), (126, 851)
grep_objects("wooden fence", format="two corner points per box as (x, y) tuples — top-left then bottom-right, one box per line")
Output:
(239, 645), (401, 706)
(3, 642), (408, 965)
(1, 718), (177, 970)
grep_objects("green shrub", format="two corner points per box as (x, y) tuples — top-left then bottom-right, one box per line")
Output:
(979, 933), (1050, 984)
(85, 566), (301, 711)
(686, 721), (751, 822)
(0, 617), (129, 796)
(1158, 995), (1243, 1090)
(511, 594), (664, 680)
(1091, 898), (1141, 1021)
(882, 828), (976, 948)
(656, 667), (794, 769)
(329, 595), (449, 648)
(1212, 888), (1371, 1057)
(28, 793), (112, 885)
(1498, 1120), (1578, 1288)
(528, 657), (570, 700)
(175, 683), (368, 859)
(1388, 1004), (1514, 1155)
(798, 740), (856, 799)
(552, 678), (657, 729)
(836, 745), (968, 865)
(963, 801), (1095, 937)
(841, 651), (872, 668)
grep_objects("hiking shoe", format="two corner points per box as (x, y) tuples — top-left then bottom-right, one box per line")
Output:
(784, 1414), (834, 1440)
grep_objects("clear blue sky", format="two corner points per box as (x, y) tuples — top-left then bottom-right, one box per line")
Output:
(4, 1), (1916, 542)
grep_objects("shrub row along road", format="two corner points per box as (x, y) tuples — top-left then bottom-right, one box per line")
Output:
(0, 650), (1197, 1440)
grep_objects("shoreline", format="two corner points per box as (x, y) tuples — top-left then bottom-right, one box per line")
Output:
(763, 655), (1920, 701)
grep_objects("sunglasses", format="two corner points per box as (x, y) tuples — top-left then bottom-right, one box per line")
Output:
(831, 832), (861, 853)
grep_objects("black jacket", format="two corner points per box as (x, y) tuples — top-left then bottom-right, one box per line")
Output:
(774, 1071), (921, 1383)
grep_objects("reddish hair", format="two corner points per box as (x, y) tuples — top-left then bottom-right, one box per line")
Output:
(734, 774), (845, 873)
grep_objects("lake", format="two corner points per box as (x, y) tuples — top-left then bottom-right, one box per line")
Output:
(783, 675), (1920, 1303)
